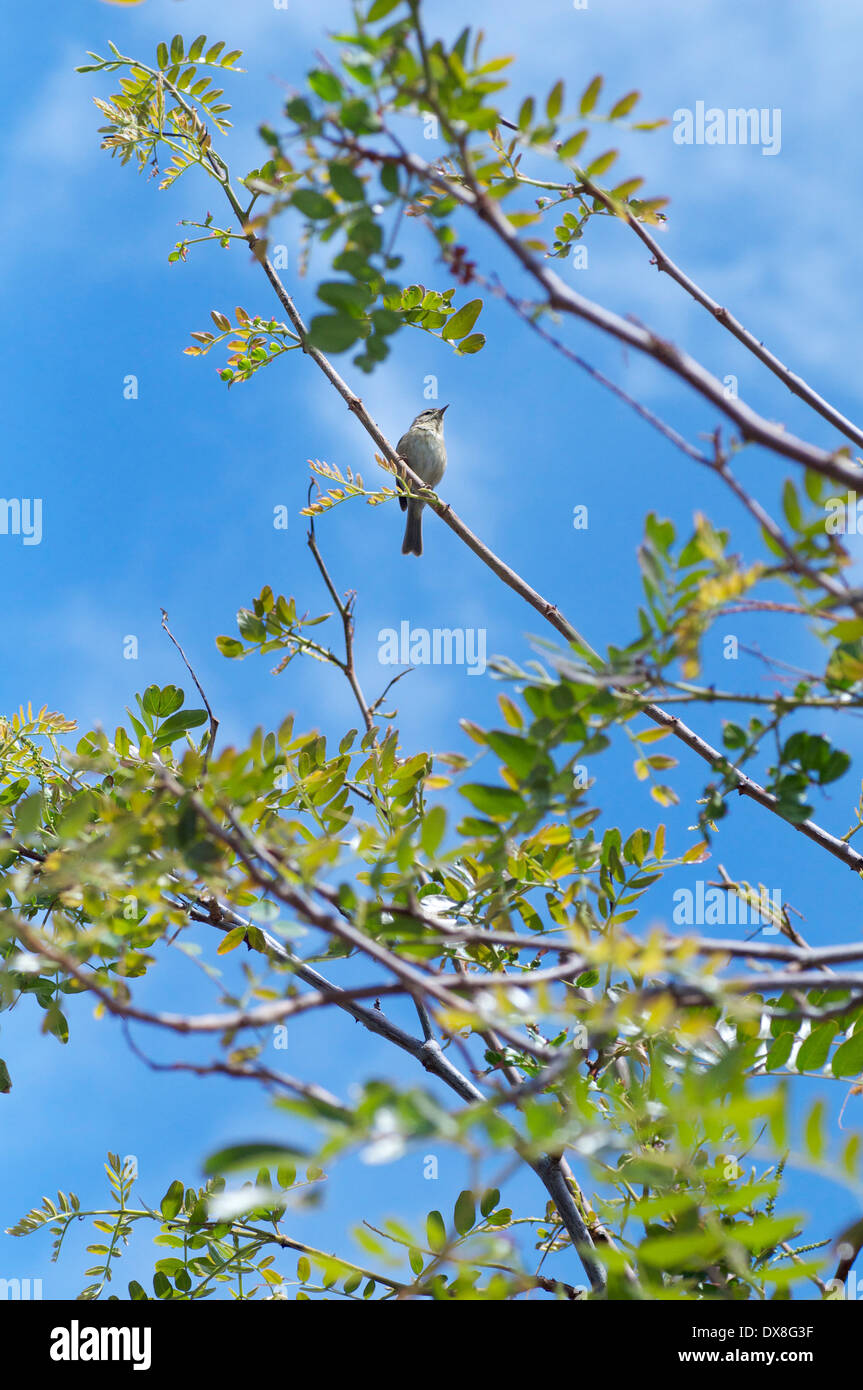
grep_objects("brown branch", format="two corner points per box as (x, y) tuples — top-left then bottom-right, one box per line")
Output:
(7, 914), (408, 1034)
(718, 601), (833, 619)
(702, 435), (855, 612)
(305, 486), (374, 735)
(338, 133), (863, 491)
(483, 271), (710, 466)
(494, 116), (863, 452)
(156, 769), (560, 1062)
(568, 167), (863, 451)
(120, 1022), (350, 1113)
(642, 703), (863, 874)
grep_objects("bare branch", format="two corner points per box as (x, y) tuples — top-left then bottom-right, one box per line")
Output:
(339, 133), (863, 490)
(160, 608), (220, 766)
(572, 166), (863, 451)
(306, 487), (375, 735)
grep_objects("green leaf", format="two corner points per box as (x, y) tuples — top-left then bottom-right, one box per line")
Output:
(216, 635), (245, 658)
(765, 1032), (794, 1071)
(368, 0), (402, 17)
(236, 609), (267, 641)
(341, 99), (379, 134)
(610, 177), (644, 202)
(318, 280), (372, 312)
(204, 1142), (309, 1176)
(370, 308), (402, 335)
(153, 710), (208, 750)
(480, 1188), (500, 1218)
(585, 149), (618, 178)
(426, 1210), (446, 1252)
(187, 1199), (208, 1230)
(485, 730), (536, 780)
(580, 75), (602, 115)
(546, 81), (564, 120)
(796, 1023), (837, 1073)
(307, 314), (364, 352)
(0, 777), (28, 808)
(142, 684), (184, 717)
(441, 298), (482, 341)
(286, 96), (313, 125)
(328, 162), (365, 202)
(622, 828), (649, 866)
(609, 90), (640, 119)
(454, 333), (485, 355)
(421, 805), (446, 857)
(380, 162), (399, 195)
(832, 1028), (863, 1078)
(14, 794), (42, 838)
(804, 1098), (826, 1158)
(309, 70), (343, 102)
(454, 1190), (475, 1236)
(559, 129), (588, 159)
(782, 479), (802, 530)
(160, 1180), (185, 1222)
(292, 189), (334, 220)
(460, 784), (524, 819)
(43, 1004), (69, 1044)
(217, 927), (247, 956)
(487, 1208), (512, 1227)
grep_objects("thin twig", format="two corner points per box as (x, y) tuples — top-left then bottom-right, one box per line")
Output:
(160, 608), (220, 766)
(306, 486), (375, 735)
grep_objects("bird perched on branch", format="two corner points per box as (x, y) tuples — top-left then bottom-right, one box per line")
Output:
(397, 405), (449, 556)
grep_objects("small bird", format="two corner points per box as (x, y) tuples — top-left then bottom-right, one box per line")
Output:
(397, 405), (449, 556)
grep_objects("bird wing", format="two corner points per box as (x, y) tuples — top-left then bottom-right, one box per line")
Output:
(396, 431), (410, 510)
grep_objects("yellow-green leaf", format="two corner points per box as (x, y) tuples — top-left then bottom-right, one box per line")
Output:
(579, 75), (602, 116)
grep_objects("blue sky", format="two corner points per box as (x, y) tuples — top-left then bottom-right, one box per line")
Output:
(2, 0), (863, 1299)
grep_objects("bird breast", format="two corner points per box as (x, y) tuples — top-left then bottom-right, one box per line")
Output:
(400, 427), (447, 488)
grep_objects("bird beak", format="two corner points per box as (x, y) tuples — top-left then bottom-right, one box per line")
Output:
(438, 404), (449, 416)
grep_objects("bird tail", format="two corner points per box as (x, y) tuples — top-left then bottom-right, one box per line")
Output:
(402, 501), (423, 556)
